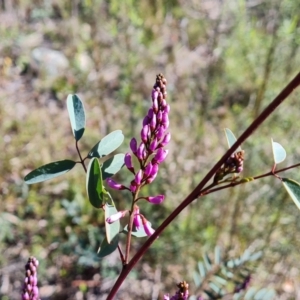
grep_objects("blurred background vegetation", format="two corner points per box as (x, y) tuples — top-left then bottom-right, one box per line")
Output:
(1, 0), (300, 299)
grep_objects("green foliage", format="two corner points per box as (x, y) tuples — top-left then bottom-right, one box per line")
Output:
(282, 178), (300, 210)
(225, 128), (242, 152)
(88, 130), (125, 158)
(24, 160), (77, 184)
(191, 247), (264, 299)
(86, 157), (104, 208)
(271, 139), (286, 164)
(67, 94), (86, 141)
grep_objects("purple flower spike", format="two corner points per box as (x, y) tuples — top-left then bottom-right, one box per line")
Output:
(106, 178), (126, 190)
(22, 257), (40, 300)
(106, 210), (127, 224)
(160, 132), (171, 147)
(130, 138), (138, 154)
(146, 195), (165, 204)
(137, 142), (145, 160)
(124, 153), (134, 172)
(135, 170), (143, 185)
(141, 125), (149, 143)
(153, 148), (169, 164)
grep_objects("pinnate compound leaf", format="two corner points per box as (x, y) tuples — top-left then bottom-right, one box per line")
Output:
(271, 139), (286, 164)
(102, 153), (125, 180)
(105, 204), (120, 244)
(88, 130), (124, 158)
(86, 158), (104, 208)
(224, 128), (242, 152)
(97, 235), (119, 258)
(24, 160), (76, 184)
(67, 94), (86, 141)
(282, 178), (300, 210)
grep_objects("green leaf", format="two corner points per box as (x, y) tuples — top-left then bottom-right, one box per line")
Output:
(102, 153), (125, 180)
(214, 246), (221, 265)
(282, 178), (300, 210)
(193, 271), (201, 287)
(88, 130), (124, 158)
(24, 160), (76, 184)
(123, 224), (149, 238)
(86, 158), (104, 208)
(271, 139), (286, 164)
(105, 204), (120, 244)
(67, 94), (86, 141)
(203, 253), (212, 270)
(213, 275), (227, 286)
(224, 128), (242, 152)
(97, 235), (119, 258)
(198, 262), (206, 278)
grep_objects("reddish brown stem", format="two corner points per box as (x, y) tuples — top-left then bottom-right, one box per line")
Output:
(106, 71), (300, 300)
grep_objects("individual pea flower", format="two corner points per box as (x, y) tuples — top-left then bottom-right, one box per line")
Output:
(141, 215), (155, 236)
(164, 281), (189, 300)
(21, 257), (40, 300)
(106, 210), (128, 224)
(133, 205), (142, 230)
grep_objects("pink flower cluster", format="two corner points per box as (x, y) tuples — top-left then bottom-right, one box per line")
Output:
(106, 74), (170, 236)
(21, 257), (40, 300)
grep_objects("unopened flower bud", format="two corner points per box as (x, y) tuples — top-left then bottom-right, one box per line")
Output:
(153, 148), (168, 164)
(146, 163), (159, 183)
(153, 98), (159, 113)
(106, 178), (126, 190)
(124, 153), (134, 172)
(143, 115), (150, 126)
(156, 126), (165, 140)
(141, 125), (149, 143)
(130, 138), (138, 154)
(147, 107), (154, 119)
(160, 132), (171, 147)
(157, 110), (162, 123)
(146, 195), (165, 204)
(137, 143), (145, 160)
(150, 114), (157, 131)
(144, 162), (153, 177)
(135, 170), (143, 185)
(149, 138), (158, 152)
